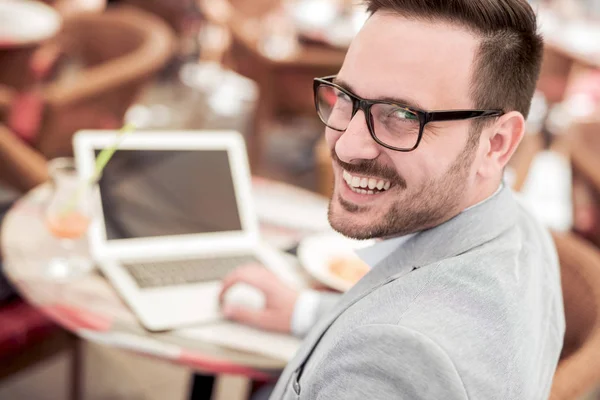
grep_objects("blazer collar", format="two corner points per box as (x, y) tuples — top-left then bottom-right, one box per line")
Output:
(356, 184), (519, 292)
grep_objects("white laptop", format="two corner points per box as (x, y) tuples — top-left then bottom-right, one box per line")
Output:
(73, 130), (289, 331)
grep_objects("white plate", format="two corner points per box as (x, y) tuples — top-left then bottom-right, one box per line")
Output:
(297, 232), (374, 292)
(0, 0), (62, 46)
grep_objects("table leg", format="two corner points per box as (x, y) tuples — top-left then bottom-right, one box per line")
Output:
(189, 373), (216, 399)
(70, 336), (84, 400)
(211, 374), (252, 400)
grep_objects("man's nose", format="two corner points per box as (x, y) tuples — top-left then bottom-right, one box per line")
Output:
(334, 109), (381, 165)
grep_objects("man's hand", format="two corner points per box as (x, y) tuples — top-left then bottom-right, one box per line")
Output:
(219, 264), (299, 334)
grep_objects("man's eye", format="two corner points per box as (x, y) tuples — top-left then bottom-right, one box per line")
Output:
(336, 92), (352, 102)
(390, 109), (418, 121)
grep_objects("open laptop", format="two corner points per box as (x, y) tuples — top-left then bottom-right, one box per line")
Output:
(73, 130), (289, 331)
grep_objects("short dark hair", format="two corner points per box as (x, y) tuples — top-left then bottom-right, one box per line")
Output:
(365, 0), (544, 120)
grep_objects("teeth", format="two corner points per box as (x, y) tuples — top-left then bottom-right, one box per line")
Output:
(343, 170), (352, 185)
(343, 169), (391, 193)
(348, 186), (378, 195)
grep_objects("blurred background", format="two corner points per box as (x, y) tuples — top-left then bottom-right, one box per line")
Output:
(0, 0), (599, 399)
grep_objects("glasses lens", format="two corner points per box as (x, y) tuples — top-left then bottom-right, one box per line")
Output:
(371, 103), (420, 150)
(316, 84), (353, 131)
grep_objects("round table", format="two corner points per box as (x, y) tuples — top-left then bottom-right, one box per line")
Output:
(1, 177), (330, 399)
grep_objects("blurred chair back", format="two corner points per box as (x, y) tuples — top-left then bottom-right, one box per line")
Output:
(227, 0), (281, 19)
(537, 45), (574, 105)
(0, 0), (62, 91)
(570, 118), (600, 247)
(0, 124), (48, 193)
(0, 85), (14, 123)
(550, 232), (600, 400)
(121, 0), (199, 34)
(571, 118), (600, 189)
(0, 45), (40, 91)
(35, 5), (175, 158)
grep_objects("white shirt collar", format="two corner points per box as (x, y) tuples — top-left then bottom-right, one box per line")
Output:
(355, 183), (504, 268)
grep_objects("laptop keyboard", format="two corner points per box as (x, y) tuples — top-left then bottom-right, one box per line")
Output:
(123, 255), (259, 289)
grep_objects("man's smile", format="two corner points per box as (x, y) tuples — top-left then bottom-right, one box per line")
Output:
(342, 169), (392, 195)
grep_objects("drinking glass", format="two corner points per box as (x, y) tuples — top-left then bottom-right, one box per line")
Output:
(44, 157), (94, 280)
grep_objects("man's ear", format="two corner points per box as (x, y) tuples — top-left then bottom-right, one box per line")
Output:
(478, 111), (525, 179)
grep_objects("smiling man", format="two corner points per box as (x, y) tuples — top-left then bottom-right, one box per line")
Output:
(219, 1), (565, 399)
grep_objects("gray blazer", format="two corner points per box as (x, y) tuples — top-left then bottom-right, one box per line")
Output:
(271, 186), (565, 399)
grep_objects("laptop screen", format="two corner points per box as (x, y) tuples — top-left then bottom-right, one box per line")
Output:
(96, 149), (243, 241)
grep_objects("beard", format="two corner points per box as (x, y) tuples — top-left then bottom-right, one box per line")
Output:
(328, 137), (478, 240)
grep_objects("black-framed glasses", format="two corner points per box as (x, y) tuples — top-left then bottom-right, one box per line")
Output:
(313, 75), (505, 152)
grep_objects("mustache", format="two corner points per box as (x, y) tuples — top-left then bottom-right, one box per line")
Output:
(331, 149), (407, 189)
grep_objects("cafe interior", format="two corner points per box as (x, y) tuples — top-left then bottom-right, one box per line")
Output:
(0, 0), (599, 399)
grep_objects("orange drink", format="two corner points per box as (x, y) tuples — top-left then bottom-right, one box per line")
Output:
(46, 212), (90, 239)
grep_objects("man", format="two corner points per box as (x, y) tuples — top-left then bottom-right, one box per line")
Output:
(220, 0), (565, 398)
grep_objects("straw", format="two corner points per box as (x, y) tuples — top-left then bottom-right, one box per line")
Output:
(60, 123), (136, 215)
(90, 123), (136, 182)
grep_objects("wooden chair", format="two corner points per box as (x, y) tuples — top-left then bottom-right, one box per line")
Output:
(121, 0), (199, 34)
(569, 118), (600, 249)
(550, 231), (600, 400)
(0, 0), (61, 93)
(0, 125), (49, 193)
(34, 5), (175, 159)
(537, 44), (576, 106)
(0, 45), (42, 93)
(0, 5), (175, 155)
(0, 85), (13, 125)
(0, 5), (175, 193)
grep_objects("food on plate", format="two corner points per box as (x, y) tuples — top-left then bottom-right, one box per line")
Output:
(328, 256), (370, 285)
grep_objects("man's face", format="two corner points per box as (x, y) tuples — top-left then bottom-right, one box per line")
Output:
(327, 13), (485, 239)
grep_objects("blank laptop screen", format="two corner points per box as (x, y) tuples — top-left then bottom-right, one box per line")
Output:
(96, 149), (243, 240)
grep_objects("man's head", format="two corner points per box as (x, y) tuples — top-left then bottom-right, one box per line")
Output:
(324, 0), (543, 239)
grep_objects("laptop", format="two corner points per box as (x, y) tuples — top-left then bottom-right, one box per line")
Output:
(73, 130), (289, 331)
